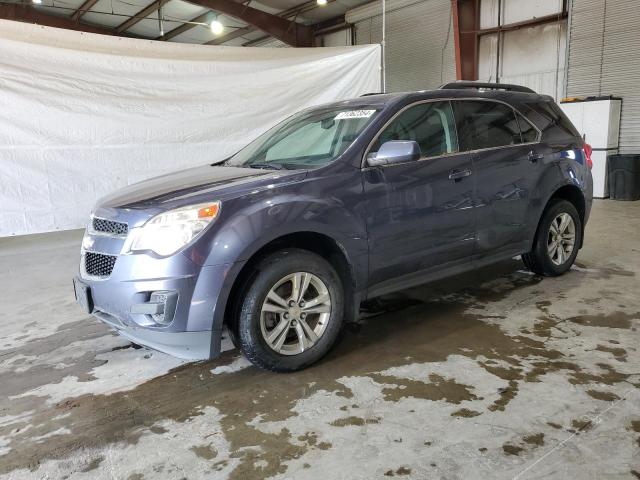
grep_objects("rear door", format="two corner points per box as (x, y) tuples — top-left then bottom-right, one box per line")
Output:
(452, 99), (543, 257)
(363, 100), (476, 295)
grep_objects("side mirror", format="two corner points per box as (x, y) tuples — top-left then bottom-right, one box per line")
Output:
(367, 140), (421, 167)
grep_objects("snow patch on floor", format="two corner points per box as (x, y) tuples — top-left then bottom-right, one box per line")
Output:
(12, 346), (187, 405)
(211, 355), (251, 375)
(3, 406), (236, 480)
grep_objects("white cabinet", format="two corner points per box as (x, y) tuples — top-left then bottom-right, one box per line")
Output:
(560, 99), (621, 198)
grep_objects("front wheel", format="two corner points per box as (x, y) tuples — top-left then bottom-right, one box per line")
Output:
(522, 199), (582, 276)
(236, 249), (344, 372)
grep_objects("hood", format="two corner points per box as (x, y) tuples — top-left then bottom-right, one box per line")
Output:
(97, 165), (303, 211)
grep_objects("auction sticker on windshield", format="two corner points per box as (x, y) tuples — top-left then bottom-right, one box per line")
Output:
(335, 110), (376, 120)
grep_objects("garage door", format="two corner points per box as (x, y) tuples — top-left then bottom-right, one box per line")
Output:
(567, 0), (640, 153)
(348, 0), (456, 92)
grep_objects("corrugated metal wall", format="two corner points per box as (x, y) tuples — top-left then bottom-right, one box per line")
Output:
(350, 0), (456, 92)
(478, 0), (566, 99)
(567, 0), (640, 153)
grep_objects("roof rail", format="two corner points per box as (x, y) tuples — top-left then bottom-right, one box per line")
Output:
(360, 92), (384, 97)
(440, 81), (536, 94)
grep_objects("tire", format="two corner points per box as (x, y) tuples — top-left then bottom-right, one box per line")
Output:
(236, 249), (344, 372)
(522, 199), (582, 276)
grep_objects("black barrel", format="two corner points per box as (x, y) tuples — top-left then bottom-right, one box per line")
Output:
(608, 154), (640, 201)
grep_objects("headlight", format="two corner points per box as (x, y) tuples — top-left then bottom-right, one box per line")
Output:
(129, 202), (220, 256)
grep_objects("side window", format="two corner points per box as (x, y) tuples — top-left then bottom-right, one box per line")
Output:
(371, 101), (459, 158)
(453, 101), (522, 151)
(517, 114), (540, 143)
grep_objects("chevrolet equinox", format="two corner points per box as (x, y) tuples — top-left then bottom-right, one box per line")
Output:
(74, 82), (593, 372)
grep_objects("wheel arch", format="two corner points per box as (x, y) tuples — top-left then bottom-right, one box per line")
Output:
(530, 183), (586, 250)
(221, 231), (360, 339)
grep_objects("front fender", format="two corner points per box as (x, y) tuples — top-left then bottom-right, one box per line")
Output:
(186, 170), (368, 357)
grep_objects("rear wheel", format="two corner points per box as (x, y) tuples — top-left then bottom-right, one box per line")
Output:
(236, 249), (344, 372)
(522, 199), (582, 276)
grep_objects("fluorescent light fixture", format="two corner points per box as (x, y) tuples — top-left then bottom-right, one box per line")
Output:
(210, 19), (224, 35)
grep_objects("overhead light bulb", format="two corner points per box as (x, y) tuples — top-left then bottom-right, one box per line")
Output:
(317, 0), (327, 5)
(210, 20), (224, 35)
(32, 0), (43, 4)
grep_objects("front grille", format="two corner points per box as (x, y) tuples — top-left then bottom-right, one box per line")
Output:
(92, 217), (128, 236)
(84, 252), (117, 277)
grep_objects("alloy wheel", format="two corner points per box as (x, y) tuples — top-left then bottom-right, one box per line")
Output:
(259, 272), (332, 355)
(547, 212), (576, 266)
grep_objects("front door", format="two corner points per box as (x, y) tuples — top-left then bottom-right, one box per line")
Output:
(363, 100), (476, 295)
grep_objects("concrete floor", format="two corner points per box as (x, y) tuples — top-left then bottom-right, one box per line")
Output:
(0, 199), (639, 479)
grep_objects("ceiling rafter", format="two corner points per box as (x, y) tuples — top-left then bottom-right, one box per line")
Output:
(175, 0), (308, 45)
(157, 10), (211, 40)
(205, 0), (331, 46)
(71, 0), (100, 21)
(115, 0), (171, 33)
(183, 0), (314, 46)
(0, 3), (118, 35)
(205, 24), (252, 45)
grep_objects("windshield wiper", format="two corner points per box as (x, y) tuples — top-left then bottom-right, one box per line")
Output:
(248, 163), (283, 170)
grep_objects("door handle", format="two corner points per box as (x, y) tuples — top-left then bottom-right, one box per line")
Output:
(449, 168), (472, 181)
(528, 151), (544, 163)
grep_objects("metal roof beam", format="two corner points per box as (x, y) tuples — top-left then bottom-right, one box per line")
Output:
(205, 0), (322, 46)
(71, 0), (100, 21)
(157, 10), (211, 40)
(0, 4), (118, 35)
(186, 0), (314, 46)
(115, 0), (171, 33)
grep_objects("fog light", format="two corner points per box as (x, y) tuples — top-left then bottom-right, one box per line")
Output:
(130, 291), (178, 325)
(150, 291), (178, 325)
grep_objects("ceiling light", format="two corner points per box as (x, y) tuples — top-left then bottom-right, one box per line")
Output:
(317, 0), (327, 5)
(32, 0), (43, 4)
(210, 19), (224, 35)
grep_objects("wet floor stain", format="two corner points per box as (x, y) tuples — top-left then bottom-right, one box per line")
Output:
(384, 466), (411, 476)
(502, 444), (524, 456)
(523, 433), (544, 447)
(585, 389), (620, 401)
(370, 373), (479, 404)
(1, 253), (639, 479)
(3, 292), (561, 477)
(571, 419), (593, 432)
(329, 416), (380, 427)
(450, 408), (482, 418)
(297, 432), (331, 450)
(567, 312), (638, 329)
(595, 344), (628, 362)
(573, 262), (636, 279)
(190, 444), (218, 460)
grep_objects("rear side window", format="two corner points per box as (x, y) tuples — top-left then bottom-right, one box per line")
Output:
(517, 114), (540, 143)
(371, 101), (459, 158)
(453, 101), (522, 151)
(521, 101), (581, 143)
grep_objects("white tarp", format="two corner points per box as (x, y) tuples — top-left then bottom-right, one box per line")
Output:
(0, 21), (381, 236)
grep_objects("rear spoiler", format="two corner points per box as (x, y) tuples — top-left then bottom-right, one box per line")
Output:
(440, 81), (536, 94)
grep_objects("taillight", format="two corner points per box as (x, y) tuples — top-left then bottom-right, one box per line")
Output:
(583, 143), (593, 170)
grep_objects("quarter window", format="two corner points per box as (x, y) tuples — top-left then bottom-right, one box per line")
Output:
(370, 101), (459, 158)
(454, 101), (522, 151)
(517, 114), (540, 143)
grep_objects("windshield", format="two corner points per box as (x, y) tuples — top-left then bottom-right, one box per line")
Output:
(226, 107), (380, 170)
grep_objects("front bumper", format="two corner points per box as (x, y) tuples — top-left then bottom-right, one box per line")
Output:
(93, 308), (213, 360)
(75, 243), (235, 360)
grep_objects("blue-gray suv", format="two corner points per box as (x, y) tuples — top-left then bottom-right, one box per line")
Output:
(73, 82), (593, 372)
